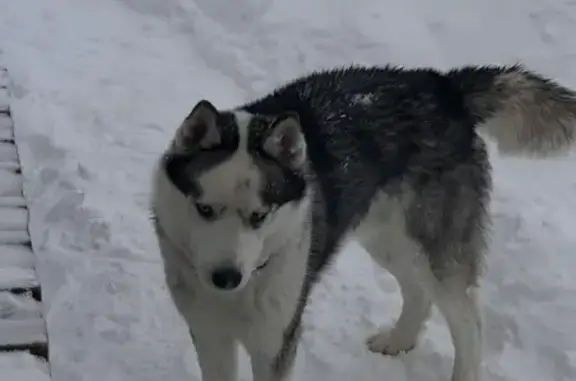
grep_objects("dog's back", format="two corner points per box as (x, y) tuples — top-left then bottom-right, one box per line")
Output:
(244, 64), (575, 161)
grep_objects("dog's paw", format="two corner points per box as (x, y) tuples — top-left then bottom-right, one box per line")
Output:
(365, 327), (416, 356)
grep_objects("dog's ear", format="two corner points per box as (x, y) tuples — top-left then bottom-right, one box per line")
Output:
(263, 112), (307, 169)
(173, 100), (221, 152)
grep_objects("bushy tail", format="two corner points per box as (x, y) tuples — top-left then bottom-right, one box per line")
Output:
(448, 64), (576, 157)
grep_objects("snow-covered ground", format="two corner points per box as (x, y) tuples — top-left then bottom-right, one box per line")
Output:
(1, 0), (576, 380)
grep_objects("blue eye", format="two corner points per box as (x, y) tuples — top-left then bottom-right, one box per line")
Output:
(195, 202), (216, 219)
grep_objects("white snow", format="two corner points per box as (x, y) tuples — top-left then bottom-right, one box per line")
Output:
(0, 352), (50, 381)
(351, 94), (375, 106)
(0, 0), (576, 380)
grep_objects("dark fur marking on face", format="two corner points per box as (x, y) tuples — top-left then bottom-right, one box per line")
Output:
(164, 110), (240, 197)
(244, 114), (308, 207)
(253, 157), (307, 206)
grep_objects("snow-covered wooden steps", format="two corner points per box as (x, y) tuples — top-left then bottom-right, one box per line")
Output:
(0, 351), (50, 381)
(0, 67), (48, 376)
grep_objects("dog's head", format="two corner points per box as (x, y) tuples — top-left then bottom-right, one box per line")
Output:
(159, 100), (310, 293)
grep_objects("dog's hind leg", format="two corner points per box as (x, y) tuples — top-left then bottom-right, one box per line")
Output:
(403, 161), (488, 381)
(428, 279), (482, 381)
(362, 229), (483, 381)
(357, 183), (485, 381)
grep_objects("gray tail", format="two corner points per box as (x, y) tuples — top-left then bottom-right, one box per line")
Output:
(448, 64), (576, 157)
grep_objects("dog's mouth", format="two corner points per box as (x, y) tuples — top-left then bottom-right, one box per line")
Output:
(254, 256), (272, 273)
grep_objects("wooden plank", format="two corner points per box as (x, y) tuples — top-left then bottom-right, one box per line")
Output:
(0, 293), (46, 349)
(0, 142), (18, 162)
(0, 130), (14, 142)
(0, 319), (46, 347)
(0, 230), (30, 245)
(0, 292), (41, 319)
(0, 352), (50, 380)
(0, 114), (12, 131)
(0, 112), (13, 141)
(0, 208), (28, 231)
(0, 89), (8, 113)
(0, 68), (8, 88)
(0, 197), (26, 207)
(0, 162), (20, 172)
(0, 245), (35, 269)
(0, 169), (23, 197)
(0, 268), (38, 290)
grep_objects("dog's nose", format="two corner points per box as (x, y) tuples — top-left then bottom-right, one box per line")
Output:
(211, 267), (243, 290)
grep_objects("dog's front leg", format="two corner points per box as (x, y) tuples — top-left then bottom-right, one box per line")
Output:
(190, 326), (238, 381)
(242, 318), (300, 381)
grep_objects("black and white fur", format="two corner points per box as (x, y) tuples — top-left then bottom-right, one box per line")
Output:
(151, 64), (576, 381)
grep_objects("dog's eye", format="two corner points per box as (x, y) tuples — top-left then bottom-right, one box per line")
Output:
(195, 202), (217, 219)
(249, 211), (269, 229)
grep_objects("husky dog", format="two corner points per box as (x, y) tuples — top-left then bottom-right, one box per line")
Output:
(150, 64), (576, 381)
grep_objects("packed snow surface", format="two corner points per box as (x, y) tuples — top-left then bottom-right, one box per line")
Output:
(1, 0), (576, 380)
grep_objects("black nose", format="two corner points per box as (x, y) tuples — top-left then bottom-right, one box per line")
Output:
(211, 267), (243, 290)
